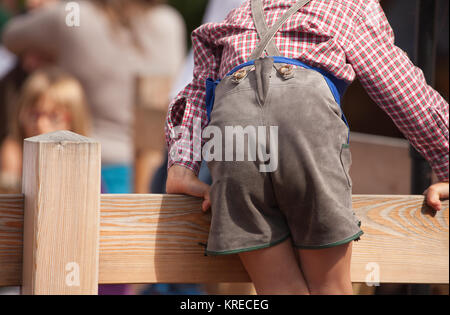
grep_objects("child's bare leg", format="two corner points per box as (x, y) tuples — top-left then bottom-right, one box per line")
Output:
(238, 238), (310, 295)
(296, 242), (354, 295)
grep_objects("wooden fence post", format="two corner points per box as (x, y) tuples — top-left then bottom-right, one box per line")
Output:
(21, 131), (101, 295)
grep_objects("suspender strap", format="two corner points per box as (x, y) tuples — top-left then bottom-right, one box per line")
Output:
(250, 0), (282, 58)
(249, 0), (311, 61)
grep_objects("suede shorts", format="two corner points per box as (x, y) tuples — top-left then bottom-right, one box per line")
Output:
(204, 57), (363, 255)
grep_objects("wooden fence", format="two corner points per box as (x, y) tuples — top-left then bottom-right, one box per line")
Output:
(0, 131), (448, 294)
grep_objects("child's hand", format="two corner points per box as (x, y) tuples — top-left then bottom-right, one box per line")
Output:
(423, 182), (449, 212)
(166, 164), (211, 212)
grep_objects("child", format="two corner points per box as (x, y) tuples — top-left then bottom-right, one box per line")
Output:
(0, 67), (91, 193)
(165, 0), (449, 294)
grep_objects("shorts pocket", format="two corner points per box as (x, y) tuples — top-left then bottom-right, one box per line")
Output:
(340, 144), (353, 188)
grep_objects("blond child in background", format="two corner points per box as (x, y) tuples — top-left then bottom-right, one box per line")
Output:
(0, 67), (91, 193)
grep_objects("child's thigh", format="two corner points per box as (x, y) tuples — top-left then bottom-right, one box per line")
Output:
(238, 238), (309, 295)
(296, 242), (353, 294)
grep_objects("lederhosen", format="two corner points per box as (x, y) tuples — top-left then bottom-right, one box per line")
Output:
(203, 0), (363, 255)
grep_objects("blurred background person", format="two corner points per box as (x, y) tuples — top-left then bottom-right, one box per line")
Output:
(0, 0), (66, 179)
(2, 0), (185, 195)
(0, 66), (91, 194)
(2, 0), (186, 294)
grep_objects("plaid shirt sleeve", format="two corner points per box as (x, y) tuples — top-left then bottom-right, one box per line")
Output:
(346, 1), (449, 182)
(165, 24), (221, 175)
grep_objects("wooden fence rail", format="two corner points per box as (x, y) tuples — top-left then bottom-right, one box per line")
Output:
(0, 131), (448, 294)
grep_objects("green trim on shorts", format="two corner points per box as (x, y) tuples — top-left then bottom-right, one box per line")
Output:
(205, 233), (291, 256)
(294, 230), (364, 250)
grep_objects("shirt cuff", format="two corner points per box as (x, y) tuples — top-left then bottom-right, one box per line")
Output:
(167, 140), (201, 176)
(167, 159), (201, 177)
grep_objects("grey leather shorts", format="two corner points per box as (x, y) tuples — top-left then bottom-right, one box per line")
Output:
(204, 57), (363, 255)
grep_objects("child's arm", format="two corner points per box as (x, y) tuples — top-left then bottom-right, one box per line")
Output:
(345, 1), (449, 183)
(166, 164), (211, 212)
(165, 23), (222, 175)
(165, 23), (221, 203)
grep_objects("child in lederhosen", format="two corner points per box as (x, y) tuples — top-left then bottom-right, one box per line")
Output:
(165, 0), (449, 294)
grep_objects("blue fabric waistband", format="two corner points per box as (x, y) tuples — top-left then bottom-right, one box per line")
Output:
(205, 57), (351, 143)
(225, 56), (348, 105)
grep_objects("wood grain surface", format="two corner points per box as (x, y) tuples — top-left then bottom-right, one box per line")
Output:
(0, 194), (448, 286)
(0, 194), (23, 286)
(20, 131), (101, 294)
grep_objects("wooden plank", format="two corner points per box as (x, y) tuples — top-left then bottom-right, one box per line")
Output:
(0, 194), (448, 286)
(21, 131), (101, 294)
(351, 195), (448, 284)
(99, 194), (250, 284)
(0, 194), (23, 286)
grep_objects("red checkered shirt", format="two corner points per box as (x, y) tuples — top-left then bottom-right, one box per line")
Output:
(165, 0), (449, 182)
